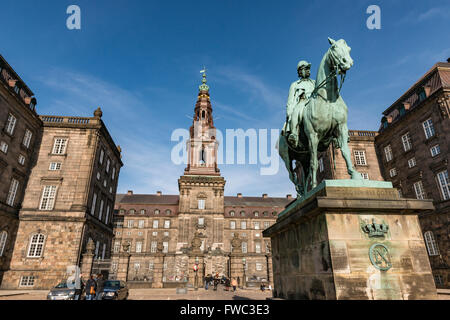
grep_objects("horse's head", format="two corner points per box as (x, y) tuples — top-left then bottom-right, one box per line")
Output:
(328, 37), (353, 74)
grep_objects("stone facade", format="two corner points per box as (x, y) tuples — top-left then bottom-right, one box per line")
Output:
(1, 108), (123, 289)
(0, 55), (42, 285)
(264, 180), (438, 300)
(375, 61), (450, 288)
(111, 75), (291, 288)
(313, 130), (384, 182)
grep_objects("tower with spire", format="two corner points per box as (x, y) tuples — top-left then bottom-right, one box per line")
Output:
(177, 70), (226, 253)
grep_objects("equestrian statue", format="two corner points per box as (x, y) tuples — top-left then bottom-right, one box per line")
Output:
(279, 37), (362, 197)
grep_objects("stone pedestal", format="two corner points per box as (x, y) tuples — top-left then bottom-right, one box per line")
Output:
(116, 253), (131, 282)
(263, 180), (438, 300)
(152, 254), (165, 288)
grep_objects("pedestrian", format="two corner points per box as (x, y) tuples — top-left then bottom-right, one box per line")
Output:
(224, 277), (231, 291)
(260, 283), (266, 292)
(96, 273), (105, 300)
(231, 278), (237, 292)
(237, 276), (240, 288)
(74, 275), (83, 300)
(205, 274), (210, 290)
(213, 273), (220, 291)
(85, 275), (97, 300)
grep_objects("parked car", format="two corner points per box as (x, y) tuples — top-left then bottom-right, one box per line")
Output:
(47, 281), (84, 300)
(101, 280), (129, 300)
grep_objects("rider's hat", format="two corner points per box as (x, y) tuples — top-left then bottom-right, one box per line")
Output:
(297, 60), (311, 70)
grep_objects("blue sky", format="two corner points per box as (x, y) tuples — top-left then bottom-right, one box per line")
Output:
(1, 0), (449, 197)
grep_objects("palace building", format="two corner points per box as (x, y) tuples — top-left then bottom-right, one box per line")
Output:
(374, 60), (450, 288)
(110, 73), (292, 288)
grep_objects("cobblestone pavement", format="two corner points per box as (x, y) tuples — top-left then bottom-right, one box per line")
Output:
(0, 288), (448, 300)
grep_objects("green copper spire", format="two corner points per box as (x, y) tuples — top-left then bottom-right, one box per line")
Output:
(199, 68), (209, 92)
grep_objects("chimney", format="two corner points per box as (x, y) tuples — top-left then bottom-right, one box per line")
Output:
(127, 190), (133, 195)
(262, 194), (268, 198)
(237, 193), (242, 198)
(286, 194), (292, 199)
(156, 191), (162, 196)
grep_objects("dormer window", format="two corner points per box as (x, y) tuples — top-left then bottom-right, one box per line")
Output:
(399, 105), (406, 116)
(418, 88), (427, 102)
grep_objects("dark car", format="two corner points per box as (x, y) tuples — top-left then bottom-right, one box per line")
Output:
(101, 280), (129, 300)
(47, 281), (84, 300)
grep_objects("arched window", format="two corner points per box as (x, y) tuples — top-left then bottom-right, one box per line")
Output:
(0, 231), (7, 256)
(424, 231), (440, 256)
(272, 211), (277, 217)
(154, 209), (160, 215)
(229, 211), (235, 217)
(254, 211), (259, 217)
(165, 209), (171, 215)
(240, 211), (245, 217)
(263, 211), (268, 217)
(27, 233), (45, 258)
(129, 209), (136, 214)
(140, 209), (146, 214)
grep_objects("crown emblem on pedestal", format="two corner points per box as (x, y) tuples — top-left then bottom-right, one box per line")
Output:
(361, 218), (389, 237)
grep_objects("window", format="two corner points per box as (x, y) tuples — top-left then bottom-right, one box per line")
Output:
(99, 149), (104, 164)
(434, 275), (444, 286)
(242, 242), (247, 253)
(153, 220), (159, 229)
(5, 114), (17, 135)
(103, 179), (107, 188)
(112, 167), (116, 180)
(106, 158), (110, 173)
(413, 181), (426, 200)
(129, 209), (136, 214)
(229, 211), (235, 216)
(22, 129), (32, 148)
(254, 222), (260, 230)
(0, 231), (7, 257)
(240, 211), (245, 217)
(230, 221), (236, 229)
(52, 138), (68, 154)
(152, 231), (158, 236)
(148, 262), (154, 270)
(354, 150), (367, 166)
(138, 231), (143, 236)
(111, 262), (118, 272)
(140, 209), (146, 215)
(95, 241), (100, 258)
(0, 141), (8, 154)
(264, 221), (270, 229)
(96, 172), (101, 180)
(136, 241), (142, 253)
(255, 243), (261, 253)
(6, 178), (19, 206)
(102, 243), (106, 259)
(263, 211), (268, 217)
(424, 231), (440, 256)
(361, 173), (369, 180)
(154, 209), (160, 215)
(27, 233), (45, 257)
(134, 263), (140, 271)
(109, 186), (113, 194)
(430, 145), (441, 157)
(198, 199), (205, 210)
(198, 217), (204, 226)
(422, 118), (435, 139)
(19, 276), (35, 287)
(138, 220), (145, 228)
(127, 220), (134, 228)
(163, 231), (169, 237)
(113, 241), (120, 253)
(105, 206), (110, 224)
(256, 263), (263, 271)
(389, 168), (397, 178)
(18, 155), (25, 165)
(408, 158), (416, 168)
(255, 233), (260, 237)
(163, 242), (169, 253)
(397, 188), (403, 198)
(90, 193), (97, 215)
(401, 133), (412, 152)
(437, 170), (450, 201)
(98, 199), (104, 220)
(49, 162), (62, 171)
(165, 209), (171, 215)
(254, 211), (259, 217)
(319, 157), (324, 172)
(164, 220), (171, 229)
(384, 145), (393, 162)
(39, 186), (57, 210)
(241, 221), (247, 230)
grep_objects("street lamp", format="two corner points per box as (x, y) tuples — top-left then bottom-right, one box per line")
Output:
(194, 256), (199, 291)
(242, 257), (246, 289)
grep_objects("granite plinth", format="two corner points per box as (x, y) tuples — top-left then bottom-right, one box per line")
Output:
(263, 180), (438, 300)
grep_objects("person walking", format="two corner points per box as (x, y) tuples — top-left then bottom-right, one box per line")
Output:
(231, 278), (238, 292)
(96, 274), (105, 300)
(213, 273), (220, 291)
(205, 274), (211, 290)
(85, 275), (97, 300)
(237, 276), (240, 288)
(224, 277), (231, 291)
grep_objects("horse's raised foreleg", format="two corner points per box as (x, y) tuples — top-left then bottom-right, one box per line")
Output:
(337, 123), (362, 180)
(308, 132), (319, 188)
